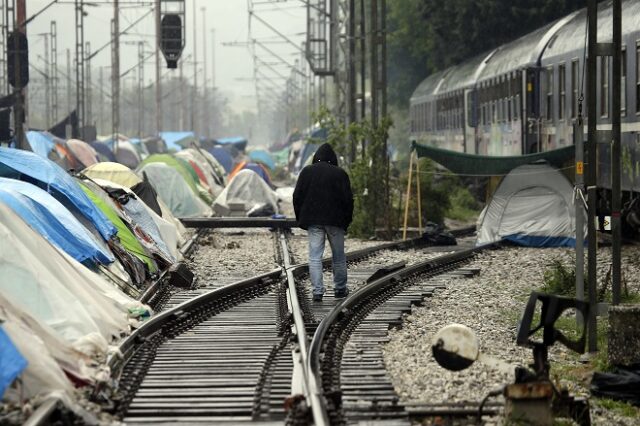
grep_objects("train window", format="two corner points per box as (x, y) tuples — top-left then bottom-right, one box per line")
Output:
(601, 56), (610, 117)
(559, 64), (566, 120)
(571, 60), (579, 119)
(546, 67), (554, 120)
(636, 42), (640, 114)
(514, 94), (520, 120)
(508, 97), (512, 121)
(492, 101), (496, 123)
(622, 48), (627, 116)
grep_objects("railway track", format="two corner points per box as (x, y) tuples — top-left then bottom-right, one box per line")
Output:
(26, 222), (492, 425)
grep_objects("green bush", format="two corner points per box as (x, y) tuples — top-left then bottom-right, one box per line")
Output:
(542, 260), (577, 297)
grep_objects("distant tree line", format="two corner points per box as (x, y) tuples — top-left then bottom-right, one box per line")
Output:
(387, 0), (587, 107)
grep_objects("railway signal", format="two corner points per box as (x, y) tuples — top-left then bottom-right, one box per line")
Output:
(159, 0), (185, 69)
(7, 30), (29, 89)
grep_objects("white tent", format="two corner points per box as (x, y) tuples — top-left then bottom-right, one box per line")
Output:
(137, 162), (212, 218)
(0, 204), (133, 354)
(213, 169), (279, 216)
(476, 163), (585, 247)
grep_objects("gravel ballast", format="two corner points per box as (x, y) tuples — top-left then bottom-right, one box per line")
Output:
(383, 245), (640, 425)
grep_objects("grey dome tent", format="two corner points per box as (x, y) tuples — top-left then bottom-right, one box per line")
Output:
(476, 163), (586, 247)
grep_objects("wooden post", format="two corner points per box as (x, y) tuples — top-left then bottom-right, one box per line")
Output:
(416, 151), (422, 234)
(402, 150), (415, 240)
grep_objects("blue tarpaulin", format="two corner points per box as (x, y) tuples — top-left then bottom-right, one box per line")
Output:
(0, 327), (27, 398)
(248, 149), (276, 170)
(26, 131), (56, 159)
(216, 137), (248, 151)
(208, 146), (234, 173)
(90, 141), (116, 162)
(0, 178), (114, 264)
(0, 147), (117, 241)
(159, 131), (196, 152)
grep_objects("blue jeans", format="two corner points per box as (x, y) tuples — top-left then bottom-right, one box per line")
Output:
(308, 225), (347, 296)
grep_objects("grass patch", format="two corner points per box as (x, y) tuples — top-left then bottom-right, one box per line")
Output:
(597, 398), (640, 418)
(445, 186), (480, 222)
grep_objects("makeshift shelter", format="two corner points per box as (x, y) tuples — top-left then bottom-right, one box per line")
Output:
(113, 141), (142, 168)
(26, 131), (82, 170)
(90, 141), (116, 162)
(176, 148), (224, 195)
(476, 163), (584, 247)
(142, 137), (167, 155)
(215, 136), (248, 152)
(82, 162), (187, 240)
(90, 178), (177, 262)
(213, 169), (279, 217)
(160, 131), (197, 152)
(229, 161), (273, 187)
(66, 139), (99, 168)
(248, 149), (276, 170)
(0, 204), (130, 348)
(137, 162), (212, 218)
(209, 145), (234, 173)
(0, 147), (116, 241)
(79, 180), (158, 274)
(139, 154), (213, 203)
(0, 178), (114, 265)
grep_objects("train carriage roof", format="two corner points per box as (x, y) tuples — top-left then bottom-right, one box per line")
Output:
(542, 1), (640, 64)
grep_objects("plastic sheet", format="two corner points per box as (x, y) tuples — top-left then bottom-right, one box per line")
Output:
(591, 366), (640, 406)
(0, 147), (116, 240)
(138, 162), (212, 218)
(0, 204), (130, 348)
(0, 178), (114, 265)
(214, 169), (279, 216)
(0, 326), (27, 398)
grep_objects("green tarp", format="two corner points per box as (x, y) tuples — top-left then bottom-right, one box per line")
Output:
(411, 141), (575, 176)
(139, 154), (213, 204)
(79, 182), (157, 273)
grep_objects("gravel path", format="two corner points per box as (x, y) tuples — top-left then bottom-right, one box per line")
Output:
(383, 245), (640, 425)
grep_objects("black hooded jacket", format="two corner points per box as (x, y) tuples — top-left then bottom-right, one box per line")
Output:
(293, 143), (354, 231)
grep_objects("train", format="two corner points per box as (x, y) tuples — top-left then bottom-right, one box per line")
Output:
(409, 0), (640, 195)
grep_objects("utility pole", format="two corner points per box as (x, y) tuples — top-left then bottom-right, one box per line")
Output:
(66, 48), (71, 137)
(611, 0), (622, 305)
(111, 1), (119, 151)
(85, 41), (92, 127)
(211, 28), (216, 132)
(179, 56), (184, 130)
(137, 41), (144, 137)
(50, 21), (58, 124)
(154, 0), (162, 134)
(14, 0), (26, 149)
(586, 0), (598, 352)
(98, 66), (104, 133)
(75, 0), (85, 134)
(201, 6), (207, 137)
(191, 0), (197, 134)
(42, 32), (51, 127)
(0, 2), (6, 92)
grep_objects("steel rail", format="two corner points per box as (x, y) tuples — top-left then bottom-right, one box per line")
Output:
(307, 242), (497, 423)
(180, 217), (299, 228)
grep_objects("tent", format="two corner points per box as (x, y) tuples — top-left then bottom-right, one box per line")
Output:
(90, 178), (177, 262)
(213, 169), (279, 217)
(476, 163), (585, 247)
(176, 148), (225, 194)
(0, 147), (116, 241)
(139, 154), (213, 203)
(229, 161), (273, 187)
(113, 141), (142, 169)
(0, 178), (114, 265)
(215, 136), (248, 152)
(160, 131), (197, 152)
(66, 139), (99, 168)
(90, 141), (116, 162)
(209, 145), (234, 173)
(137, 162), (212, 218)
(248, 149), (276, 170)
(26, 130), (55, 159)
(0, 203), (130, 348)
(26, 131), (82, 170)
(82, 162), (187, 240)
(79, 180), (158, 274)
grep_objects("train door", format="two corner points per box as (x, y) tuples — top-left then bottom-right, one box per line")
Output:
(464, 88), (476, 153)
(524, 68), (541, 153)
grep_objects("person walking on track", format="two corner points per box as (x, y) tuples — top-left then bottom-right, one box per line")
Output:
(293, 143), (354, 302)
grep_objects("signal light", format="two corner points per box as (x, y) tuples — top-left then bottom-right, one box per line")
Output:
(7, 31), (29, 89)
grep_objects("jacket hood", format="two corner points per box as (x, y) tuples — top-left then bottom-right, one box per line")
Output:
(312, 143), (338, 166)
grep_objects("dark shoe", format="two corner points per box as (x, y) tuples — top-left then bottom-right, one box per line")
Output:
(334, 288), (349, 299)
(313, 293), (323, 302)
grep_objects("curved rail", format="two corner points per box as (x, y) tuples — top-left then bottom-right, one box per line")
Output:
(307, 243), (496, 423)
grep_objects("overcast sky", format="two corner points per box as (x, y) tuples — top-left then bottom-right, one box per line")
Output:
(27, 0), (307, 113)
